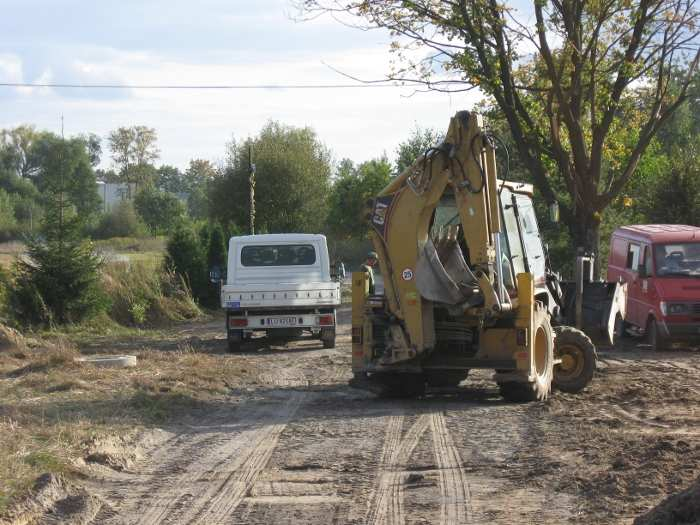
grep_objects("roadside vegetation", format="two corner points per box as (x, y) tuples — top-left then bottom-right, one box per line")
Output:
(0, 328), (259, 516)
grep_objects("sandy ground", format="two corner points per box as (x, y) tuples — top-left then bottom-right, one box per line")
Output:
(29, 307), (700, 524)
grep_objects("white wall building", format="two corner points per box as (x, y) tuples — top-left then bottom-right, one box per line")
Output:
(96, 182), (137, 213)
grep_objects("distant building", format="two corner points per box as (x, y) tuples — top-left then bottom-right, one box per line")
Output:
(96, 182), (137, 212)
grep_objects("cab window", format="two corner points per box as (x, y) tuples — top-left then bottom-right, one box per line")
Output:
(499, 188), (526, 278)
(626, 244), (641, 271)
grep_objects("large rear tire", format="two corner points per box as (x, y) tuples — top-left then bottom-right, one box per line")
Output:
(552, 326), (596, 393)
(498, 307), (554, 402)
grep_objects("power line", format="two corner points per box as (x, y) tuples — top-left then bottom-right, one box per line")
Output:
(0, 81), (401, 90)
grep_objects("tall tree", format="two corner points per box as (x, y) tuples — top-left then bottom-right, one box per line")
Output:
(108, 126), (160, 188)
(395, 126), (442, 174)
(210, 121), (332, 233)
(10, 139), (106, 325)
(299, 0), (700, 258)
(327, 157), (392, 239)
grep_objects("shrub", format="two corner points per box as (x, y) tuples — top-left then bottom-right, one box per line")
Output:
(165, 226), (208, 301)
(93, 202), (147, 239)
(11, 237), (108, 326)
(102, 262), (200, 327)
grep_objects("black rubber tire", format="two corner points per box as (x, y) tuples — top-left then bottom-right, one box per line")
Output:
(321, 328), (336, 349)
(552, 325), (596, 393)
(227, 330), (243, 353)
(498, 307), (554, 402)
(425, 370), (469, 388)
(374, 373), (426, 398)
(646, 318), (667, 351)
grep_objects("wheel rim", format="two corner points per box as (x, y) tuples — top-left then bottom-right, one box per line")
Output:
(556, 344), (584, 380)
(534, 325), (548, 376)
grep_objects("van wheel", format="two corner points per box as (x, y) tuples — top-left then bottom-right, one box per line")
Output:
(227, 330), (243, 353)
(646, 318), (667, 351)
(498, 307), (554, 402)
(552, 326), (596, 393)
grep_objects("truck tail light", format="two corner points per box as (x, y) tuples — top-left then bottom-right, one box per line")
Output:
(318, 314), (334, 326)
(229, 318), (248, 327)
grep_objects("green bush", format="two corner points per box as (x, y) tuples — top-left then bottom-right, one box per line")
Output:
(102, 262), (200, 327)
(11, 237), (108, 326)
(165, 225), (208, 301)
(93, 202), (147, 239)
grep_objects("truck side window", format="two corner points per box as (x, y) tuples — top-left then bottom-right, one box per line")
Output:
(626, 244), (640, 271)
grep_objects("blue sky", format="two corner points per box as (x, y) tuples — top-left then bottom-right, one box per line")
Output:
(0, 0), (483, 170)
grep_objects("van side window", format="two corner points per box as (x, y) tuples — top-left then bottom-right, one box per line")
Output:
(626, 244), (641, 271)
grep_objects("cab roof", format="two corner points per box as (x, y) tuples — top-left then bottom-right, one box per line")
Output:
(614, 224), (700, 243)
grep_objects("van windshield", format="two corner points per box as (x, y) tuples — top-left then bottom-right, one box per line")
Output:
(654, 242), (700, 277)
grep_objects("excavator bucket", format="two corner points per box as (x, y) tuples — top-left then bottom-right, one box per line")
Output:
(415, 235), (479, 306)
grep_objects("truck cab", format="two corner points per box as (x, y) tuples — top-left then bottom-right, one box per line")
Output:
(221, 234), (341, 352)
(607, 225), (700, 350)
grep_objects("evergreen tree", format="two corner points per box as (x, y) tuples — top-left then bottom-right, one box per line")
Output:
(11, 139), (106, 326)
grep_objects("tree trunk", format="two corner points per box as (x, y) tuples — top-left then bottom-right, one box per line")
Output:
(570, 207), (602, 276)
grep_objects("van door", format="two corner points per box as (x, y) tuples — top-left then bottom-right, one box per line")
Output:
(625, 242), (643, 327)
(637, 245), (656, 324)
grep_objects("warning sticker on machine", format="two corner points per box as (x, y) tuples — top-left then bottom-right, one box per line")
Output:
(401, 268), (414, 281)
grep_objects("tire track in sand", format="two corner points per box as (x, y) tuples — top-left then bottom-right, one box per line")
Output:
(128, 391), (305, 525)
(430, 411), (471, 524)
(366, 414), (432, 525)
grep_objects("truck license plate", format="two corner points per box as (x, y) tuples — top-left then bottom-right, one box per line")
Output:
(267, 317), (297, 326)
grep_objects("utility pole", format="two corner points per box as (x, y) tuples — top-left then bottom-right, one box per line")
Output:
(249, 144), (256, 235)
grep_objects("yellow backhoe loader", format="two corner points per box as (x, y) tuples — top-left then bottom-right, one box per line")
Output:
(350, 111), (617, 401)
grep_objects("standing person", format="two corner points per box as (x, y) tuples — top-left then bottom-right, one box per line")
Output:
(361, 251), (379, 294)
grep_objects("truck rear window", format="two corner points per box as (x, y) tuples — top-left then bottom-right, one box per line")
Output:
(240, 244), (316, 267)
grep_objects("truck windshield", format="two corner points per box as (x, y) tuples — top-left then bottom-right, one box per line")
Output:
(654, 242), (700, 277)
(241, 244), (316, 267)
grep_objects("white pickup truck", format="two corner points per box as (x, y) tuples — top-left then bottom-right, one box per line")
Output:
(221, 234), (341, 352)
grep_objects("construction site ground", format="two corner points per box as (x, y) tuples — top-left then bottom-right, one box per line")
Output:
(3, 305), (699, 524)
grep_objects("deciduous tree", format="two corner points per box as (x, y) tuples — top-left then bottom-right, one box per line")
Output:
(299, 0), (700, 258)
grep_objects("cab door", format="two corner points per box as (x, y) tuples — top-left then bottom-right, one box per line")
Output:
(625, 242), (643, 327)
(637, 244), (656, 323)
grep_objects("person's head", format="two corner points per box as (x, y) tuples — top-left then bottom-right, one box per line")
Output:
(366, 251), (379, 267)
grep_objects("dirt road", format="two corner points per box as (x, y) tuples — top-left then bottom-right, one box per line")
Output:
(70, 307), (699, 524)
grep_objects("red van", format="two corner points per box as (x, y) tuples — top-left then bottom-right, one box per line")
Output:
(607, 225), (700, 350)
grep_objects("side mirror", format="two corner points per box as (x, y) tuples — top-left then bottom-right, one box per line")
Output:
(548, 202), (560, 223)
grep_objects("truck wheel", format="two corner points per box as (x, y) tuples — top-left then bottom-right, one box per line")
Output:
(227, 330), (243, 353)
(498, 308), (554, 402)
(321, 328), (336, 349)
(552, 326), (596, 393)
(646, 318), (667, 351)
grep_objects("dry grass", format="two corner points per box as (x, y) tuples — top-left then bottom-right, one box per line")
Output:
(0, 333), (258, 516)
